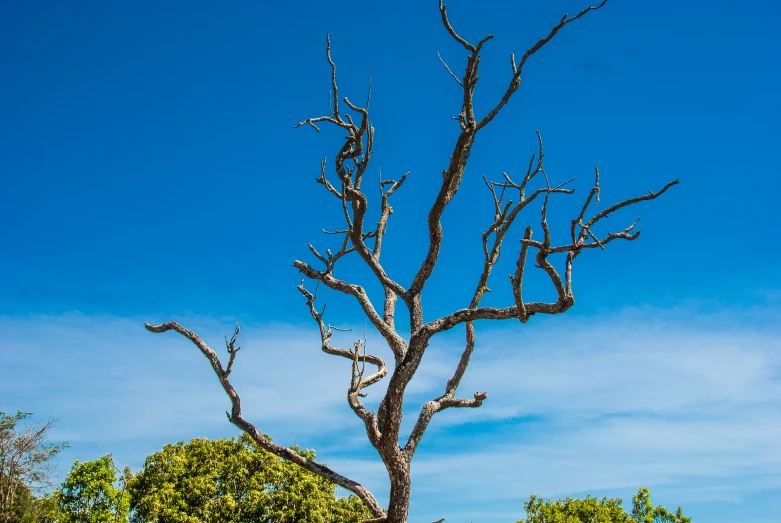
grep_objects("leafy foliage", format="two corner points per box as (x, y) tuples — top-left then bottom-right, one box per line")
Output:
(57, 455), (130, 523)
(0, 472), (61, 523)
(127, 433), (371, 523)
(630, 488), (691, 523)
(520, 487), (691, 523)
(2, 408), (693, 523)
(0, 412), (67, 523)
(521, 492), (631, 523)
(0, 474), (35, 523)
(18, 492), (61, 523)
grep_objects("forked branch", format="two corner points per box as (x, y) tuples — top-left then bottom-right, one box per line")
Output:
(416, 175), (679, 341)
(297, 282), (385, 447)
(293, 260), (408, 358)
(478, 0), (609, 130)
(146, 2), (677, 522)
(409, 0), (607, 317)
(295, 35), (411, 351)
(143, 321), (386, 520)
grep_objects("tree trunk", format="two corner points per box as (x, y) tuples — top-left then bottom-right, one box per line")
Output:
(386, 461), (411, 523)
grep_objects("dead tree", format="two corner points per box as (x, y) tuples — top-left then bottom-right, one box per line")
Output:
(146, 1), (678, 522)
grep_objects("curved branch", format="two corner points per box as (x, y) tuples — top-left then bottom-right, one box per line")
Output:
(404, 390), (487, 458)
(418, 175), (677, 339)
(477, 0), (608, 130)
(294, 260), (408, 357)
(297, 282), (385, 447)
(143, 321), (386, 520)
(510, 226), (533, 323)
(295, 37), (412, 328)
(372, 171), (409, 333)
(374, 172), (409, 261)
(408, 135), (573, 435)
(439, 0), (476, 52)
(412, 2), (595, 313)
(408, 3), (496, 308)
(583, 179), (679, 230)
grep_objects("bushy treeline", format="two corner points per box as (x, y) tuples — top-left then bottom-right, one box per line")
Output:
(520, 488), (691, 523)
(1, 412), (370, 523)
(2, 412), (691, 522)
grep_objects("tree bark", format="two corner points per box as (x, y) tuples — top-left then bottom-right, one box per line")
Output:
(144, 2), (682, 522)
(384, 459), (411, 523)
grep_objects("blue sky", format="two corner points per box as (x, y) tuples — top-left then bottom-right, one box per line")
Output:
(1, 1), (779, 522)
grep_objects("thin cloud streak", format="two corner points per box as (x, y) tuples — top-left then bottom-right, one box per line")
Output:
(1, 301), (778, 522)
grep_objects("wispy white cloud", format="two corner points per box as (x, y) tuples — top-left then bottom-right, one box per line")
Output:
(1, 301), (779, 523)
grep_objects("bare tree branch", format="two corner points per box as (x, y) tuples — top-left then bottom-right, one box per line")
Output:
(293, 260), (408, 358)
(373, 170), (409, 333)
(297, 282), (385, 447)
(438, 0), (478, 52)
(477, 0), (609, 130)
(404, 389), (487, 457)
(294, 37), (412, 347)
(374, 171), (409, 262)
(143, 321), (387, 520)
(406, 132), (578, 443)
(224, 323), (241, 377)
(146, 2), (678, 522)
(408, 1), (604, 322)
(510, 226), (534, 323)
(418, 177), (678, 340)
(437, 52), (463, 87)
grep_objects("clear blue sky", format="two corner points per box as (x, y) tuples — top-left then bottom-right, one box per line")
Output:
(1, 1), (779, 522)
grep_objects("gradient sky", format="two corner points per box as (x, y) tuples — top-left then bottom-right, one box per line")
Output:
(1, 1), (779, 522)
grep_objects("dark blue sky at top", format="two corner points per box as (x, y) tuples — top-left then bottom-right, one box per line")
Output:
(1, 0), (779, 325)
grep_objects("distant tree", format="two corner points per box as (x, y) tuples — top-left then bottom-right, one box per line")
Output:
(0, 482), (62, 523)
(629, 488), (691, 523)
(0, 412), (67, 523)
(0, 475), (35, 523)
(57, 455), (130, 523)
(145, 0), (678, 521)
(0, 477), (61, 523)
(127, 433), (370, 523)
(24, 493), (62, 523)
(520, 487), (691, 523)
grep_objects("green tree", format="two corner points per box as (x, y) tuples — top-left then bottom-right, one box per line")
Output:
(0, 412), (67, 523)
(18, 492), (62, 523)
(127, 433), (371, 523)
(519, 487), (691, 523)
(0, 476), (36, 523)
(630, 488), (691, 523)
(0, 472), (62, 523)
(57, 455), (130, 523)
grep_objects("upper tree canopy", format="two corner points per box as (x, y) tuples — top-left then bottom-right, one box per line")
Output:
(144, 1), (679, 521)
(57, 454), (130, 523)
